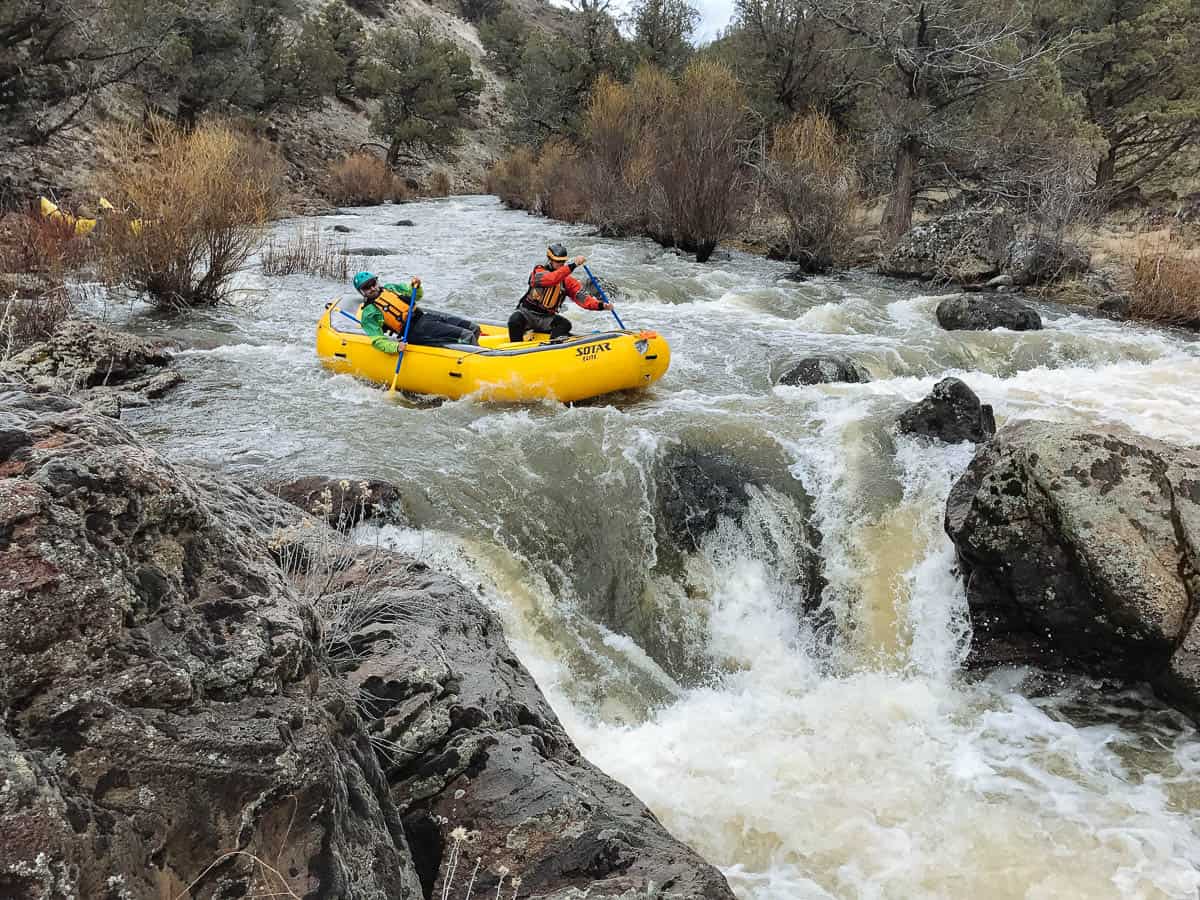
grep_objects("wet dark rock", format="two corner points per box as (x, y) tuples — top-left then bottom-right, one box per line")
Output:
(0, 384), (735, 898)
(344, 247), (396, 256)
(0, 386), (421, 899)
(267, 474), (405, 528)
(880, 210), (1014, 282)
(393, 219), (415, 227)
(1005, 235), (1090, 286)
(945, 420), (1200, 721)
(654, 442), (824, 598)
(0, 321), (183, 414)
(779, 354), (871, 386)
(897, 378), (996, 444)
(935, 294), (1043, 331)
(319, 553), (738, 900)
(1097, 292), (1132, 320)
(332, 224), (353, 233)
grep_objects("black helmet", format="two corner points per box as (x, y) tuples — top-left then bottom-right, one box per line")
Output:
(546, 243), (569, 265)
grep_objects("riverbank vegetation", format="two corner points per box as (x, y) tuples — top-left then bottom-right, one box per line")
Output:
(94, 120), (286, 307)
(1130, 244), (1200, 328)
(485, 0), (1199, 275)
(324, 153), (410, 207)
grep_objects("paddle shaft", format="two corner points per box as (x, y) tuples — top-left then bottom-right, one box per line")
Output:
(582, 264), (626, 330)
(389, 294), (418, 393)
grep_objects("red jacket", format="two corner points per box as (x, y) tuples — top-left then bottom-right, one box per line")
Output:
(521, 263), (605, 314)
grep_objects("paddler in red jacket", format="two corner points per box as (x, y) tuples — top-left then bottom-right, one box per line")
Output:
(508, 242), (611, 343)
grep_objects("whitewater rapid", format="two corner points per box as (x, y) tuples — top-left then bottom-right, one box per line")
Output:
(106, 196), (1200, 899)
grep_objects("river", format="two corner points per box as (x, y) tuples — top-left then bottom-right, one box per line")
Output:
(106, 196), (1200, 899)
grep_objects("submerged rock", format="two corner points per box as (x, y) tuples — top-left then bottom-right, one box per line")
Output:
(935, 294), (1043, 331)
(880, 210), (1014, 282)
(778, 354), (871, 386)
(945, 420), (1200, 720)
(0, 382), (735, 898)
(897, 377), (996, 444)
(332, 224), (353, 233)
(393, 219), (415, 227)
(344, 247), (396, 256)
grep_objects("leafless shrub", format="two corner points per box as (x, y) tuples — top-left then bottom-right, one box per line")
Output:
(0, 209), (89, 279)
(95, 118), (286, 307)
(426, 170), (453, 198)
(489, 61), (749, 261)
(649, 59), (750, 261)
(486, 147), (538, 209)
(759, 112), (860, 272)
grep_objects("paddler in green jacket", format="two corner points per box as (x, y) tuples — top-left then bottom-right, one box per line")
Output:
(353, 271), (480, 350)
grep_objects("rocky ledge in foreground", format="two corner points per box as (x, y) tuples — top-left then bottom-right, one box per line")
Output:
(0, 320), (183, 418)
(944, 420), (1200, 719)
(0, 383), (734, 899)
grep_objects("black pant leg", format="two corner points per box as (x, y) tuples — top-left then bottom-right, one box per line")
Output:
(549, 315), (572, 339)
(408, 313), (474, 345)
(508, 309), (528, 343)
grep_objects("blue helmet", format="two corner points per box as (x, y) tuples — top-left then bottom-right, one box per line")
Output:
(353, 271), (377, 292)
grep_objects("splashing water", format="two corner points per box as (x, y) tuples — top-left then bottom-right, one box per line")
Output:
(107, 197), (1200, 898)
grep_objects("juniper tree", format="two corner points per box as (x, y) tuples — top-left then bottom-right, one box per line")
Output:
(1034, 0), (1200, 199)
(808, 0), (1074, 239)
(356, 21), (483, 165)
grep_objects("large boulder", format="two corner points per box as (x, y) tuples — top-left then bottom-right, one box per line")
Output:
(897, 378), (996, 444)
(944, 420), (1200, 719)
(936, 294), (1043, 331)
(1005, 235), (1090, 286)
(880, 210), (1014, 282)
(0, 381), (736, 898)
(641, 442), (825, 676)
(778, 354), (871, 386)
(0, 385), (422, 899)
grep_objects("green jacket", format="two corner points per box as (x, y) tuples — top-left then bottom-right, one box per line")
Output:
(361, 281), (423, 353)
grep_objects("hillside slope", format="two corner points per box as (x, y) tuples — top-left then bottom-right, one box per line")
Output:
(0, 0), (569, 209)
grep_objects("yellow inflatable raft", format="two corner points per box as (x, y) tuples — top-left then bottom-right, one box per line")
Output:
(316, 297), (670, 403)
(40, 197), (98, 235)
(39, 197), (143, 236)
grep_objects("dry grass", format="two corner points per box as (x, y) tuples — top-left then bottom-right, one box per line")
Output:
(262, 225), (352, 280)
(486, 146), (537, 210)
(0, 288), (73, 358)
(426, 169), (453, 198)
(1131, 245), (1200, 328)
(324, 153), (408, 206)
(95, 118), (286, 307)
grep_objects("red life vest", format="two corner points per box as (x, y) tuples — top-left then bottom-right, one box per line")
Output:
(522, 266), (567, 313)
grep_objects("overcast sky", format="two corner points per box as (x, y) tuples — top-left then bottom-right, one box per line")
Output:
(553, 0), (736, 45)
(692, 0), (735, 41)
